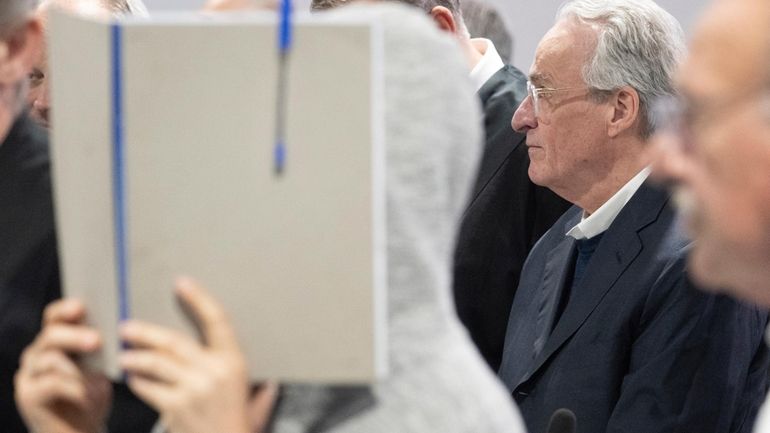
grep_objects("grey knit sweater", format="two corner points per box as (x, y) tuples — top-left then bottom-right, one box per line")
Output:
(267, 5), (526, 433)
(149, 5), (525, 433)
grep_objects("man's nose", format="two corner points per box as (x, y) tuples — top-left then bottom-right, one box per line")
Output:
(33, 83), (50, 110)
(32, 83), (50, 123)
(512, 95), (537, 134)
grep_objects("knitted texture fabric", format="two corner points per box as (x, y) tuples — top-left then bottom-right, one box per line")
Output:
(269, 4), (525, 433)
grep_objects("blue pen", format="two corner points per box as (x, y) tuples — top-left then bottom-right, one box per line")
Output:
(274, 0), (292, 176)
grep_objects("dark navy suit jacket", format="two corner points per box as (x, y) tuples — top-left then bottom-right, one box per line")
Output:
(497, 182), (769, 433)
(453, 65), (570, 371)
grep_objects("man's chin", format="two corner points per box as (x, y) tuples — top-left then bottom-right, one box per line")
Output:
(688, 245), (766, 304)
(527, 166), (549, 188)
(688, 250), (727, 292)
(673, 188), (700, 230)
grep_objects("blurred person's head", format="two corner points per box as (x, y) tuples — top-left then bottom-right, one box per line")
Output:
(313, 0), (466, 35)
(0, 0), (42, 139)
(511, 0), (684, 212)
(460, 0), (511, 63)
(652, 0), (770, 303)
(26, 0), (146, 128)
(310, 0), (492, 69)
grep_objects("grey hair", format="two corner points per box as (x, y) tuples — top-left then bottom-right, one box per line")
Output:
(557, 0), (686, 138)
(0, 0), (37, 38)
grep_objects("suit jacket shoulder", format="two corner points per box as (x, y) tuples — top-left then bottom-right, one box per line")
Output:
(498, 183), (769, 433)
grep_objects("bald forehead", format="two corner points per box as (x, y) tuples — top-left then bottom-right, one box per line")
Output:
(682, 0), (770, 95)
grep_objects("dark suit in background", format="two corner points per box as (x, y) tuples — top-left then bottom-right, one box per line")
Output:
(453, 64), (571, 371)
(497, 182), (769, 433)
(0, 114), (60, 433)
(0, 114), (157, 433)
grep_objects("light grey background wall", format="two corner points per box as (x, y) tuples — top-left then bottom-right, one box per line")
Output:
(141, 0), (707, 71)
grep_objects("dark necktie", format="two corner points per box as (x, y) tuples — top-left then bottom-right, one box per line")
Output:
(552, 233), (604, 332)
(572, 233), (604, 290)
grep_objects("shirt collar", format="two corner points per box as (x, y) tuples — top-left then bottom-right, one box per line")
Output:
(468, 38), (504, 92)
(566, 167), (651, 240)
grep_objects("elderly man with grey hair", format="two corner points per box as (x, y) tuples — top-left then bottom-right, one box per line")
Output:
(497, 1), (769, 433)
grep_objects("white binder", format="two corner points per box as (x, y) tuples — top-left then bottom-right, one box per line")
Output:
(48, 9), (387, 384)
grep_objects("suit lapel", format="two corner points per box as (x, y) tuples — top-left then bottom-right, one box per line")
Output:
(532, 229), (576, 360)
(515, 183), (668, 390)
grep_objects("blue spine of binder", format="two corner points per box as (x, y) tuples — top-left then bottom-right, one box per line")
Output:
(111, 23), (130, 329)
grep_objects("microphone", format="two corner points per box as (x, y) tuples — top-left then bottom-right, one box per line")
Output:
(546, 408), (576, 433)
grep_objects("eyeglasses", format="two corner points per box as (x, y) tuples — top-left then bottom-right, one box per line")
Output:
(526, 81), (590, 119)
(653, 90), (770, 154)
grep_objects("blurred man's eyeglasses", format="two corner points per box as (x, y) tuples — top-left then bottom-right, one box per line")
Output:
(526, 80), (591, 120)
(653, 90), (770, 154)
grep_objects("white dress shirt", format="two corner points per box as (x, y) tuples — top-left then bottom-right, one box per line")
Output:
(566, 167), (651, 240)
(468, 38), (505, 92)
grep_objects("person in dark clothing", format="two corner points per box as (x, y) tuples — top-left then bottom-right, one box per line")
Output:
(0, 2), (156, 431)
(0, 113), (59, 433)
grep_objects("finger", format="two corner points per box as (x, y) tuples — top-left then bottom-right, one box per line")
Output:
(174, 277), (240, 352)
(84, 371), (112, 400)
(28, 324), (101, 356)
(42, 299), (87, 327)
(125, 374), (177, 413)
(23, 350), (83, 380)
(15, 371), (90, 411)
(120, 321), (199, 362)
(119, 350), (184, 385)
(248, 382), (279, 433)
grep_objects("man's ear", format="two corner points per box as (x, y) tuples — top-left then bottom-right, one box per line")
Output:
(0, 18), (42, 86)
(429, 6), (457, 34)
(607, 86), (641, 138)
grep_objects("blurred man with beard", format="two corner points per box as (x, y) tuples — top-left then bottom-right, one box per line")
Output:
(651, 0), (770, 430)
